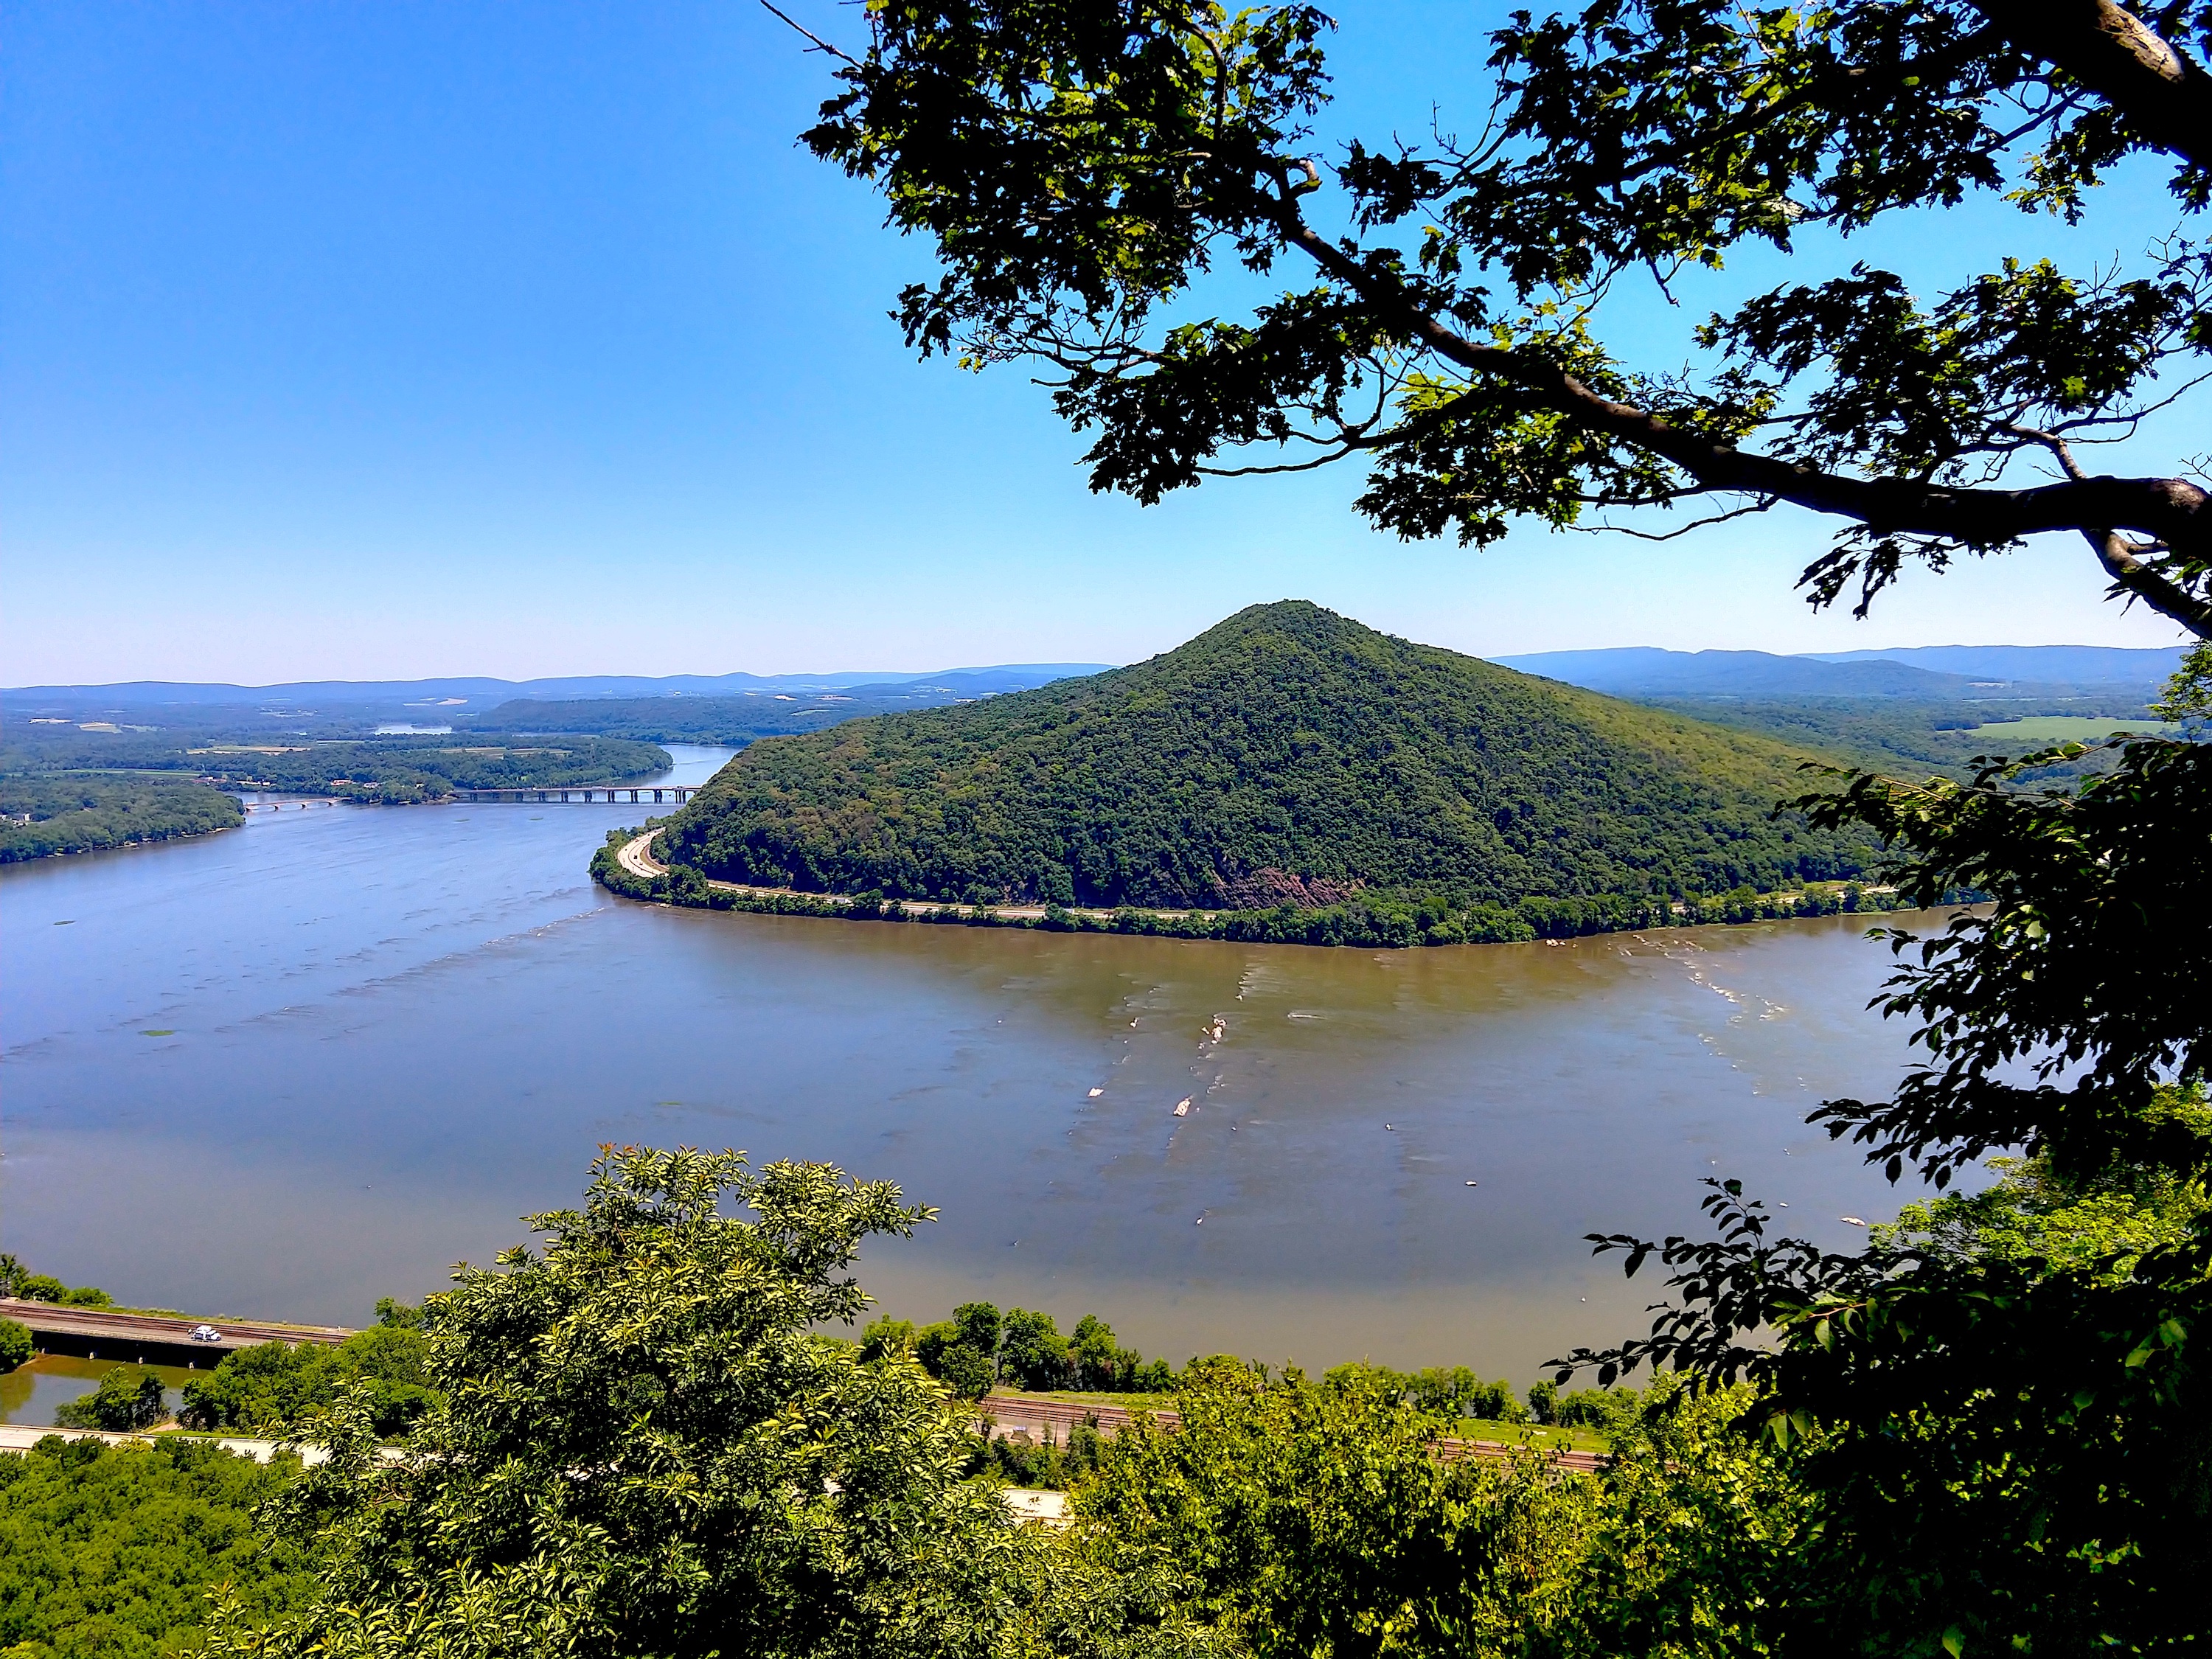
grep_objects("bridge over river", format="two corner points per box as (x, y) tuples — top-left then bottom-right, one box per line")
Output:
(0, 1297), (354, 1368)
(450, 783), (700, 804)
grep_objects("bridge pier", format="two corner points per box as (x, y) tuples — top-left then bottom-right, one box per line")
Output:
(446, 783), (694, 804)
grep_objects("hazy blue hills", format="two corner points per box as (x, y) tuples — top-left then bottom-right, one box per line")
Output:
(1489, 648), (1978, 699)
(481, 675), (1116, 746)
(1494, 644), (2188, 699)
(660, 601), (1874, 914)
(1, 664), (1110, 714)
(1801, 644), (2190, 684)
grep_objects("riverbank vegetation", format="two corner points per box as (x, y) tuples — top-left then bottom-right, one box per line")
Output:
(0, 1257), (114, 1307)
(864, 1303), (1182, 1399)
(181, 734), (670, 801)
(597, 826), (1919, 947)
(5, 1094), (2202, 1657)
(0, 774), (243, 862)
(150, 1146), (1826, 1659)
(177, 1315), (437, 1439)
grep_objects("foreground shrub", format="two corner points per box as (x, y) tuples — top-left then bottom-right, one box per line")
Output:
(200, 1146), (1206, 1659)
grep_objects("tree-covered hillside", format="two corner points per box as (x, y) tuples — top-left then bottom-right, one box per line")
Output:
(661, 602), (1871, 911)
(0, 775), (244, 862)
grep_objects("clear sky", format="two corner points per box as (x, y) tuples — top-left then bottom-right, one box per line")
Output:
(2, 1), (2196, 686)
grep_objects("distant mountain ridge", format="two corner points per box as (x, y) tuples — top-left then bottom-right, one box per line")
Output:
(1801, 644), (2190, 684)
(14, 647), (2180, 712)
(1, 664), (1113, 711)
(1492, 644), (2187, 699)
(660, 600), (1873, 913)
(1489, 648), (1979, 698)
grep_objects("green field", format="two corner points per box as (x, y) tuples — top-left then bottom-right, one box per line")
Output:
(1454, 1416), (1610, 1453)
(1971, 716), (2177, 742)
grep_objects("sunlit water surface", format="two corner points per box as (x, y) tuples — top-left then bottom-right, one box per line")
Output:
(4, 745), (1961, 1395)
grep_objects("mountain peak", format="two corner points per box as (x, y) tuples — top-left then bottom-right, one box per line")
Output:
(661, 605), (1867, 917)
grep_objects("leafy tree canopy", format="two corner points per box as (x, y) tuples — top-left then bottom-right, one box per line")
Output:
(201, 1146), (1202, 1659)
(1082, 1360), (1806, 1659)
(0, 1436), (319, 1659)
(787, 5), (2212, 1651)
(178, 1326), (438, 1440)
(54, 1366), (168, 1433)
(795, 0), (2212, 640)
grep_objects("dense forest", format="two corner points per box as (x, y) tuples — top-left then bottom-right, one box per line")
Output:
(180, 734), (670, 801)
(658, 602), (1876, 914)
(0, 1438), (319, 1659)
(1, 725), (670, 807)
(0, 774), (244, 861)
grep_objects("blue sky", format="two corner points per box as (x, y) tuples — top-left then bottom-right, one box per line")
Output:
(2, 1), (2197, 685)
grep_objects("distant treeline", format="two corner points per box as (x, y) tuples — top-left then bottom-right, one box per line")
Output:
(483, 692), (936, 746)
(1639, 693), (2169, 779)
(860, 1301), (1175, 1399)
(0, 776), (243, 862)
(594, 831), (1919, 946)
(3, 727), (671, 804)
(188, 735), (671, 801)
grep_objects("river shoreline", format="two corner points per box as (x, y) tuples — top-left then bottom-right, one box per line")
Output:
(599, 828), (1923, 950)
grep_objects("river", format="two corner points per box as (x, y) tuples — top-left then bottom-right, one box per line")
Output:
(2, 744), (1961, 1411)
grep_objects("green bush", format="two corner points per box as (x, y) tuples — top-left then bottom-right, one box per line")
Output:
(56, 1286), (111, 1309)
(1325, 1360), (1527, 1424)
(178, 1326), (436, 1438)
(55, 1367), (166, 1432)
(17, 1276), (65, 1303)
(0, 1318), (30, 1373)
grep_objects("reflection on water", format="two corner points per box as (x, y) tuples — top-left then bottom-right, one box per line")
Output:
(2, 745), (1957, 1378)
(0, 1355), (196, 1427)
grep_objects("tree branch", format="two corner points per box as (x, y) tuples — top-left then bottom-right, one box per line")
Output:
(1268, 208), (2212, 622)
(758, 0), (860, 68)
(2088, 529), (2212, 634)
(1972, 0), (2212, 170)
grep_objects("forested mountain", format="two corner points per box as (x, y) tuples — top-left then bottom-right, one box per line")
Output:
(660, 602), (1873, 911)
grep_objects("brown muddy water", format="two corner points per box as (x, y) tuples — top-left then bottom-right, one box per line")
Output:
(3, 746), (1966, 1394)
